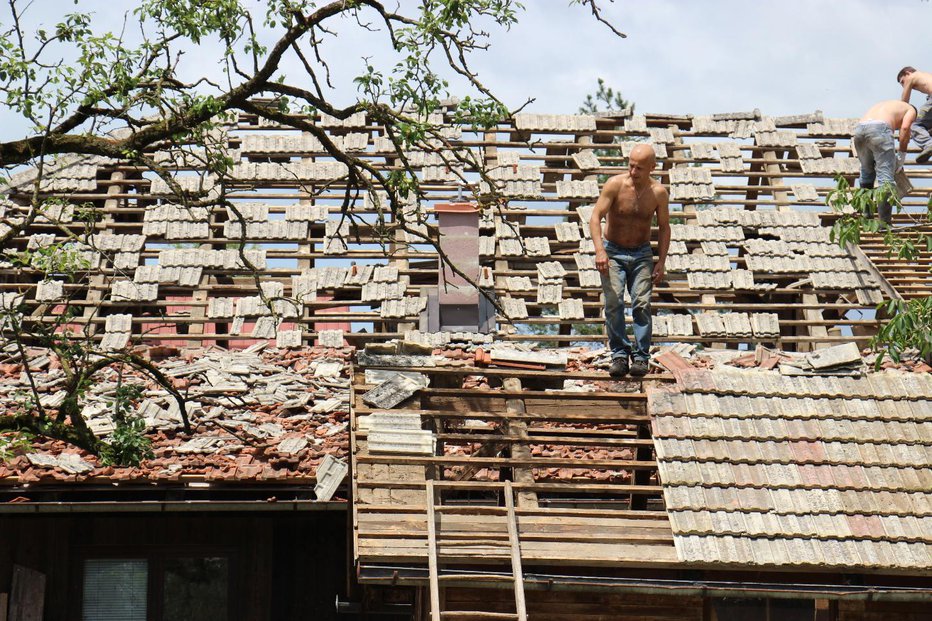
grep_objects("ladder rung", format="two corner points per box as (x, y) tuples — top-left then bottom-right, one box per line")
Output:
(438, 574), (514, 583)
(441, 612), (519, 620)
(435, 505), (507, 514)
(440, 539), (510, 547)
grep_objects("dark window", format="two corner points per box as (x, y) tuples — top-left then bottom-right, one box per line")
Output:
(81, 555), (229, 621)
(163, 557), (229, 621)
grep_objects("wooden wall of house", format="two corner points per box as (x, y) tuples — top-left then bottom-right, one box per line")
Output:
(0, 509), (349, 621)
(428, 586), (932, 621)
(837, 600), (932, 621)
(432, 587), (704, 621)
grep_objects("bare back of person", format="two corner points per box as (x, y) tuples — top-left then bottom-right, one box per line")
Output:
(603, 173), (660, 247)
(861, 100), (913, 128)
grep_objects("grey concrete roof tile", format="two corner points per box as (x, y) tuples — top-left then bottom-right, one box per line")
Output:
(674, 534), (709, 563)
(914, 466), (932, 491)
(899, 455), (932, 487)
(908, 492), (932, 516)
(738, 487), (774, 512)
(710, 461), (739, 486)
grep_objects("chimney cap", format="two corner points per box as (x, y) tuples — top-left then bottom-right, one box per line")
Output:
(434, 202), (477, 213)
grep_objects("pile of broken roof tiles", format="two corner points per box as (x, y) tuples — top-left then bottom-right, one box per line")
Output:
(648, 353), (932, 571)
(0, 344), (351, 485)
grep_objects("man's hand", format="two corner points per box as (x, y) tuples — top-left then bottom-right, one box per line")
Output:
(652, 262), (665, 285)
(896, 151), (907, 169)
(595, 249), (609, 273)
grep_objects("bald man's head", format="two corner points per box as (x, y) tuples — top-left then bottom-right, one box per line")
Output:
(628, 143), (657, 183)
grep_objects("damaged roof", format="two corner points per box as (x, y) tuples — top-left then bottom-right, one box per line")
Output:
(0, 345), (351, 491)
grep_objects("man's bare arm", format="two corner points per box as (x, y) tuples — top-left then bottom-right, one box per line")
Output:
(652, 185), (671, 285)
(899, 108), (917, 153)
(901, 75), (915, 103)
(590, 177), (619, 273)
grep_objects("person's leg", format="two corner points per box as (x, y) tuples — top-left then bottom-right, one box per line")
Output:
(914, 95), (932, 162)
(627, 248), (653, 375)
(871, 127), (897, 225)
(853, 129), (876, 190)
(599, 243), (633, 372)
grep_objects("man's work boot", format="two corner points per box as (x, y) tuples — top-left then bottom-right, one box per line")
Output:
(608, 358), (629, 377)
(917, 146), (932, 164)
(630, 358), (649, 377)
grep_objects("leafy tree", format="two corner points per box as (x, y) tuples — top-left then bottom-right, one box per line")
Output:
(579, 77), (633, 115)
(827, 176), (932, 365)
(0, 0), (625, 462)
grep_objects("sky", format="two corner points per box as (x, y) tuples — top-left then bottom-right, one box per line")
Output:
(1, 0), (930, 140)
(469, 0), (931, 117)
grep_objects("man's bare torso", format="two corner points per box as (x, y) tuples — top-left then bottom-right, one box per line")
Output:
(860, 100), (913, 129)
(603, 173), (659, 247)
(907, 70), (932, 96)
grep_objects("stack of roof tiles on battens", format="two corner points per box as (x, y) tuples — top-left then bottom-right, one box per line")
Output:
(4, 106), (924, 350)
(647, 368), (932, 571)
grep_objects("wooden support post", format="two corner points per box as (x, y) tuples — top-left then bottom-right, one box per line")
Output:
(814, 598), (837, 621)
(762, 149), (790, 209)
(801, 293), (829, 352)
(744, 147), (764, 206)
(426, 480), (442, 621)
(81, 171), (123, 338)
(502, 377), (538, 508)
(503, 481), (528, 621)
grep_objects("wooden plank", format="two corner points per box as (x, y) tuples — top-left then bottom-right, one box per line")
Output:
(356, 454), (657, 470)
(427, 480), (442, 621)
(504, 481), (527, 621)
(357, 516), (674, 537)
(802, 293), (830, 352)
(358, 386), (649, 401)
(9, 566), (44, 621)
(356, 504), (670, 520)
(503, 378), (537, 508)
(355, 405), (650, 424)
(356, 479), (663, 495)
(356, 539), (682, 567)
(358, 529), (674, 546)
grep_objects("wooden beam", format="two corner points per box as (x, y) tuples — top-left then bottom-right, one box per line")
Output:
(503, 378), (538, 508)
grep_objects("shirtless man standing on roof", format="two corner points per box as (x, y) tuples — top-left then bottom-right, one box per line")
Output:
(852, 100), (917, 225)
(589, 143), (670, 378)
(897, 66), (932, 163)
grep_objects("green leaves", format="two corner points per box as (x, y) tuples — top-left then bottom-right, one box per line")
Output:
(136, 0), (248, 45)
(873, 297), (932, 367)
(452, 96), (507, 129)
(10, 242), (91, 280)
(100, 383), (153, 467)
(0, 430), (34, 463)
(826, 176), (932, 367)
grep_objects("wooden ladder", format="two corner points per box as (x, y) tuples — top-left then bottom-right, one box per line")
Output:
(426, 480), (528, 621)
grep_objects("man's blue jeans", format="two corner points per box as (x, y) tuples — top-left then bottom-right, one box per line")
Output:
(600, 240), (653, 362)
(911, 93), (932, 150)
(852, 121), (895, 224)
